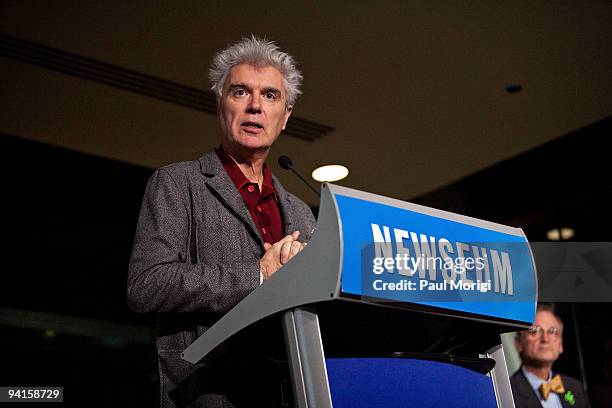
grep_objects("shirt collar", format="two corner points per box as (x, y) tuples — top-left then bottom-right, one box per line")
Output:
(215, 146), (277, 196)
(522, 365), (553, 390)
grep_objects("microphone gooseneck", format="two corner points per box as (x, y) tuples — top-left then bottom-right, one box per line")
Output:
(277, 155), (320, 197)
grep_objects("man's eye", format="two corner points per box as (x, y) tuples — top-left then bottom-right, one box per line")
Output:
(264, 92), (276, 100)
(234, 89), (246, 96)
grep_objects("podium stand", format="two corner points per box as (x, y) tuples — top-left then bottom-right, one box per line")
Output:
(182, 183), (537, 407)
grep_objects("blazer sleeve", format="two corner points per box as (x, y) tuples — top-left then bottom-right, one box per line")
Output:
(127, 168), (260, 315)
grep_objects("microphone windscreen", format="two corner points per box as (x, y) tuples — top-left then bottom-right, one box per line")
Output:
(278, 155), (293, 170)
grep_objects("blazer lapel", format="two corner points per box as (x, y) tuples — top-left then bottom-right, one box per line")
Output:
(514, 368), (545, 407)
(199, 150), (263, 246)
(558, 374), (571, 408)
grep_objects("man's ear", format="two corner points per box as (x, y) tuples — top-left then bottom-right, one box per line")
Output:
(514, 333), (523, 353)
(282, 105), (293, 130)
(217, 98), (223, 115)
(217, 99), (227, 134)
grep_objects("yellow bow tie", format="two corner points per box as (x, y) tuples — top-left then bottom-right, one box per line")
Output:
(539, 374), (565, 400)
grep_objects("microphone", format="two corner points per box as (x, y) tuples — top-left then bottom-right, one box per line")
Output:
(278, 155), (320, 197)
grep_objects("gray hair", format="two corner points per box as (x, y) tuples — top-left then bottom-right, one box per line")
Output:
(209, 35), (303, 107)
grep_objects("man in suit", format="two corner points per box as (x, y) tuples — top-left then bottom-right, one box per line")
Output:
(128, 36), (316, 407)
(511, 304), (591, 408)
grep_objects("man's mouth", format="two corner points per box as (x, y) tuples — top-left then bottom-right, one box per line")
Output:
(241, 121), (264, 131)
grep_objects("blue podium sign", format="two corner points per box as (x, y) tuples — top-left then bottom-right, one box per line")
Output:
(332, 187), (537, 324)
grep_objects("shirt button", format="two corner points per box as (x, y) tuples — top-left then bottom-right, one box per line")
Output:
(256, 205), (262, 212)
(247, 185), (255, 193)
(262, 227), (267, 235)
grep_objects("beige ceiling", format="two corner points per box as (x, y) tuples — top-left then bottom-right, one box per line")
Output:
(1, 1), (611, 206)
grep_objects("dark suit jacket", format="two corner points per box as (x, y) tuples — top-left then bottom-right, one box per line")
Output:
(511, 368), (591, 408)
(128, 149), (316, 407)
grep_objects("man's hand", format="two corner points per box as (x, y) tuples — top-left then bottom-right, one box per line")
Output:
(259, 231), (306, 280)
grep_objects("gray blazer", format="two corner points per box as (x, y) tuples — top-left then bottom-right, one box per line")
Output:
(128, 149), (316, 407)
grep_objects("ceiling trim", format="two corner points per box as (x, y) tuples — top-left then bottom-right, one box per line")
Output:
(0, 32), (334, 141)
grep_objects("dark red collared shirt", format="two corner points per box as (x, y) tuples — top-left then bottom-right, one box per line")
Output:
(216, 147), (284, 245)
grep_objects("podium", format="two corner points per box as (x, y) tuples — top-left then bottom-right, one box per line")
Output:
(182, 183), (537, 407)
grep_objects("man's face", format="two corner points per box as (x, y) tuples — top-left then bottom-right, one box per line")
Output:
(515, 310), (564, 368)
(218, 63), (292, 155)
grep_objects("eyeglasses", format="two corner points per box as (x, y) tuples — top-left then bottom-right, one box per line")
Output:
(526, 325), (561, 337)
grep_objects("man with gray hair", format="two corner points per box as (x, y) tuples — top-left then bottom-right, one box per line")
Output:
(511, 304), (591, 407)
(128, 36), (316, 407)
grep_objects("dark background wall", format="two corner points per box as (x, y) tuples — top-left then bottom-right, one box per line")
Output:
(1, 134), (157, 406)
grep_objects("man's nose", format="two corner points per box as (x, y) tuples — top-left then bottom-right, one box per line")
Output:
(247, 93), (262, 113)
